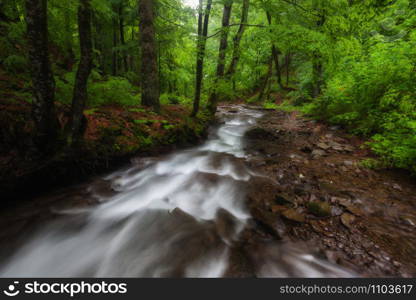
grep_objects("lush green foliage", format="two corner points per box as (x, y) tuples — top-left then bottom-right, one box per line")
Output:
(1, 0), (415, 171)
(300, 1), (416, 173)
(249, 0), (416, 173)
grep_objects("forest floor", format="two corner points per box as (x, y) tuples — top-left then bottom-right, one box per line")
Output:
(237, 105), (416, 277)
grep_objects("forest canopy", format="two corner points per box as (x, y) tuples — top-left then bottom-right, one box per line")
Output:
(0, 0), (415, 172)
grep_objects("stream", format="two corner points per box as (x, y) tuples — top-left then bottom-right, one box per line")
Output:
(0, 106), (354, 277)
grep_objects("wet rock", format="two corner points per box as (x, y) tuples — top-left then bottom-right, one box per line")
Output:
(250, 207), (283, 239)
(344, 160), (355, 167)
(301, 146), (313, 153)
(281, 209), (306, 223)
(215, 209), (240, 241)
(331, 143), (344, 152)
(344, 145), (355, 152)
(401, 216), (416, 227)
(393, 184), (403, 191)
(275, 194), (295, 206)
(271, 205), (287, 213)
(339, 203), (363, 216)
(331, 206), (344, 216)
(245, 127), (277, 141)
(307, 201), (332, 217)
(294, 183), (313, 196)
(340, 213), (356, 230)
(289, 154), (303, 161)
(317, 142), (331, 150)
(311, 149), (326, 158)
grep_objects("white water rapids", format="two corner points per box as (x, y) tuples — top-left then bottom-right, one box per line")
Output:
(0, 106), (354, 277)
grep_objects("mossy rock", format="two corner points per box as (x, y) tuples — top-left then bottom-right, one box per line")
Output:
(307, 201), (331, 217)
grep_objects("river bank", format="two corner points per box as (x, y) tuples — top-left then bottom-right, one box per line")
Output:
(242, 106), (416, 277)
(0, 101), (211, 206)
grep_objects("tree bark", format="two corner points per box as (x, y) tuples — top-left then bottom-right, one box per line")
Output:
(191, 0), (213, 117)
(312, 7), (325, 98)
(312, 53), (323, 97)
(226, 0), (249, 76)
(25, 0), (59, 150)
(63, 8), (75, 70)
(258, 57), (273, 103)
(69, 0), (93, 144)
(112, 11), (118, 76)
(119, 1), (128, 73)
(139, 0), (160, 112)
(285, 52), (291, 86)
(207, 0), (233, 114)
(266, 11), (284, 90)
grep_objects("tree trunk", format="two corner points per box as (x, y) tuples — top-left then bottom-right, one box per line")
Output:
(258, 57), (273, 103)
(92, 14), (104, 74)
(312, 53), (323, 98)
(266, 11), (284, 90)
(226, 0), (249, 76)
(312, 7), (325, 98)
(25, 0), (59, 150)
(119, 1), (128, 73)
(63, 8), (75, 70)
(207, 0), (233, 114)
(191, 0), (213, 117)
(69, 0), (93, 144)
(138, 0), (160, 112)
(285, 52), (291, 86)
(112, 5), (118, 76)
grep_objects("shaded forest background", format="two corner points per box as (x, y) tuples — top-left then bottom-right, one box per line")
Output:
(0, 0), (415, 174)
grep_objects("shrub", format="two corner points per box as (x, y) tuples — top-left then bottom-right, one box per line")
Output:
(160, 93), (192, 106)
(88, 76), (139, 106)
(55, 72), (140, 107)
(304, 37), (416, 173)
(3, 55), (27, 73)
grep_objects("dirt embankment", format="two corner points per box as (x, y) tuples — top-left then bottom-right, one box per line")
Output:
(243, 107), (416, 277)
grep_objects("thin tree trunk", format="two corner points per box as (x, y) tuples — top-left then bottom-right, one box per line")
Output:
(285, 52), (291, 86)
(69, 0), (93, 144)
(63, 8), (75, 70)
(92, 14), (104, 74)
(139, 0), (160, 112)
(258, 57), (273, 103)
(208, 0), (233, 114)
(191, 0), (213, 117)
(266, 11), (284, 90)
(112, 6), (118, 76)
(312, 8), (325, 98)
(226, 0), (249, 76)
(25, 0), (59, 150)
(119, 2), (128, 73)
(312, 53), (323, 97)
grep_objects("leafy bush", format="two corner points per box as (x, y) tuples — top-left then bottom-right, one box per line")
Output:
(89, 77), (139, 106)
(3, 55), (27, 73)
(160, 93), (192, 106)
(305, 34), (416, 173)
(55, 72), (139, 106)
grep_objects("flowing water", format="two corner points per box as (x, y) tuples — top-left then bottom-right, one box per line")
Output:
(0, 106), (354, 278)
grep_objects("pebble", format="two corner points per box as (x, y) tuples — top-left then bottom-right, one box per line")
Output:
(312, 149), (326, 158)
(344, 160), (355, 167)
